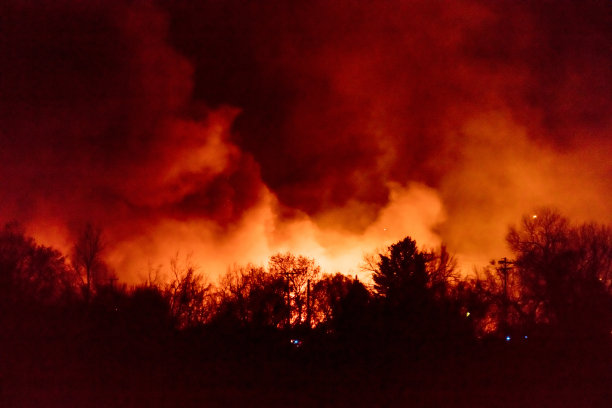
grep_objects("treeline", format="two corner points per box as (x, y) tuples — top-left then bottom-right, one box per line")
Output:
(1, 209), (611, 407)
(1, 209), (611, 344)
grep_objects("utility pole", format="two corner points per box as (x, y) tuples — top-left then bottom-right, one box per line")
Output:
(306, 279), (311, 328)
(498, 257), (513, 336)
(283, 271), (298, 328)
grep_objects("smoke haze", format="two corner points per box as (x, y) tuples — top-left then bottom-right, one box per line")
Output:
(2, 0), (610, 281)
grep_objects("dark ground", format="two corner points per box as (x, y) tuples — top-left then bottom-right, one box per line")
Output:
(2, 318), (610, 408)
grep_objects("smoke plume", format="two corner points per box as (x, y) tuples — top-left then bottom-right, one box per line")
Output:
(2, 0), (610, 281)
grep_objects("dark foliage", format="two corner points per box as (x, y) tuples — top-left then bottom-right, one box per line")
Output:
(1, 212), (610, 407)
(0, 222), (75, 309)
(507, 209), (612, 339)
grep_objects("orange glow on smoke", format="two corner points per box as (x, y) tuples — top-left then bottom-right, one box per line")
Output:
(2, 0), (611, 284)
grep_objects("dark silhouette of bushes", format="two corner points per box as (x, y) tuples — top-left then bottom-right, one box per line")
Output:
(507, 209), (612, 340)
(1, 211), (610, 407)
(213, 264), (287, 329)
(0, 222), (76, 309)
(367, 237), (471, 345)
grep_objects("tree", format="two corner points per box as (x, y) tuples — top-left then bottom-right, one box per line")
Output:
(0, 222), (75, 307)
(165, 254), (213, 328)
(214, 264), (287, 328)
(311, 273), (355, 327)
(72, 223), (106, 298)
(313, 273), (372, 334)
(426, 244), (458, 299)
(371, 236), (429, 307)
(268, 253), (320, 327)
(368, 236), (470, 342)
(451, 276), (493, 337)
(507, 208), (612, 338)
(573, 223), (612, 291)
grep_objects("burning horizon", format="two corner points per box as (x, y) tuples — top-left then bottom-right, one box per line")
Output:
(2, 0), (611, 283)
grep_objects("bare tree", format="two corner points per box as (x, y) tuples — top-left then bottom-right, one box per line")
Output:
(215, 264), (286, 328)
(310, 273), (355, 327)
(269, 253), (320, 327)
(72, 223), (105, 299)
(0, 222), (75, 306)
(507, 208), (612, 337)
(165, 253), (213, 328)
(572, 223), (612, 291)
(426, 244), (459, 297)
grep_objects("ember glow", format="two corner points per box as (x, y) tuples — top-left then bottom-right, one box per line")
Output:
(2, 0), (611, 282)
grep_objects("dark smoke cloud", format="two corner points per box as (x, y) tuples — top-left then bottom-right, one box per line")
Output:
(1, 0), (610, 279)
(165, 0), (611, 216)
(1, 1), (265, 237)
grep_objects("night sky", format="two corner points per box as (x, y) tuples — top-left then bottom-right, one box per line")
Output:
(2, 0), (611, 281)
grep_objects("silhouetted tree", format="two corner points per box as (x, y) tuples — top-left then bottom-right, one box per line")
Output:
(72, 223), (106, 299)
(335, 277), (372, 334)
(368, 237), (472, 342)
(371, 237), (429, 307)
(165, 254), (213, 328)
(269, 253), (320, 327)
(214, 264), (287, 328)
(311, 273), (354, 327)
(573, 222), (612, 291)
(0, 222), (75, 308)
(426, 245), (458, 298)
(469, 260), (526, 336)
(507, 208), (612, 338)
(451, 276), (492, 337)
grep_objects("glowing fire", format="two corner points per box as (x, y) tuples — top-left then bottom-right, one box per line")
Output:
(2, 0), (611, 284)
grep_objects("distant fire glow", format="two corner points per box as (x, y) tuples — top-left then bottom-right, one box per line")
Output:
(1, 0), (611, 283)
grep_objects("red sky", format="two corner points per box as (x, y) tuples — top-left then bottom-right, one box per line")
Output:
(2, 0), (611, 282)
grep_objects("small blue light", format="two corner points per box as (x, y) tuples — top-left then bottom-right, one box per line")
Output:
(524, 335), (528, 339)
(505, 335), (511, 341)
